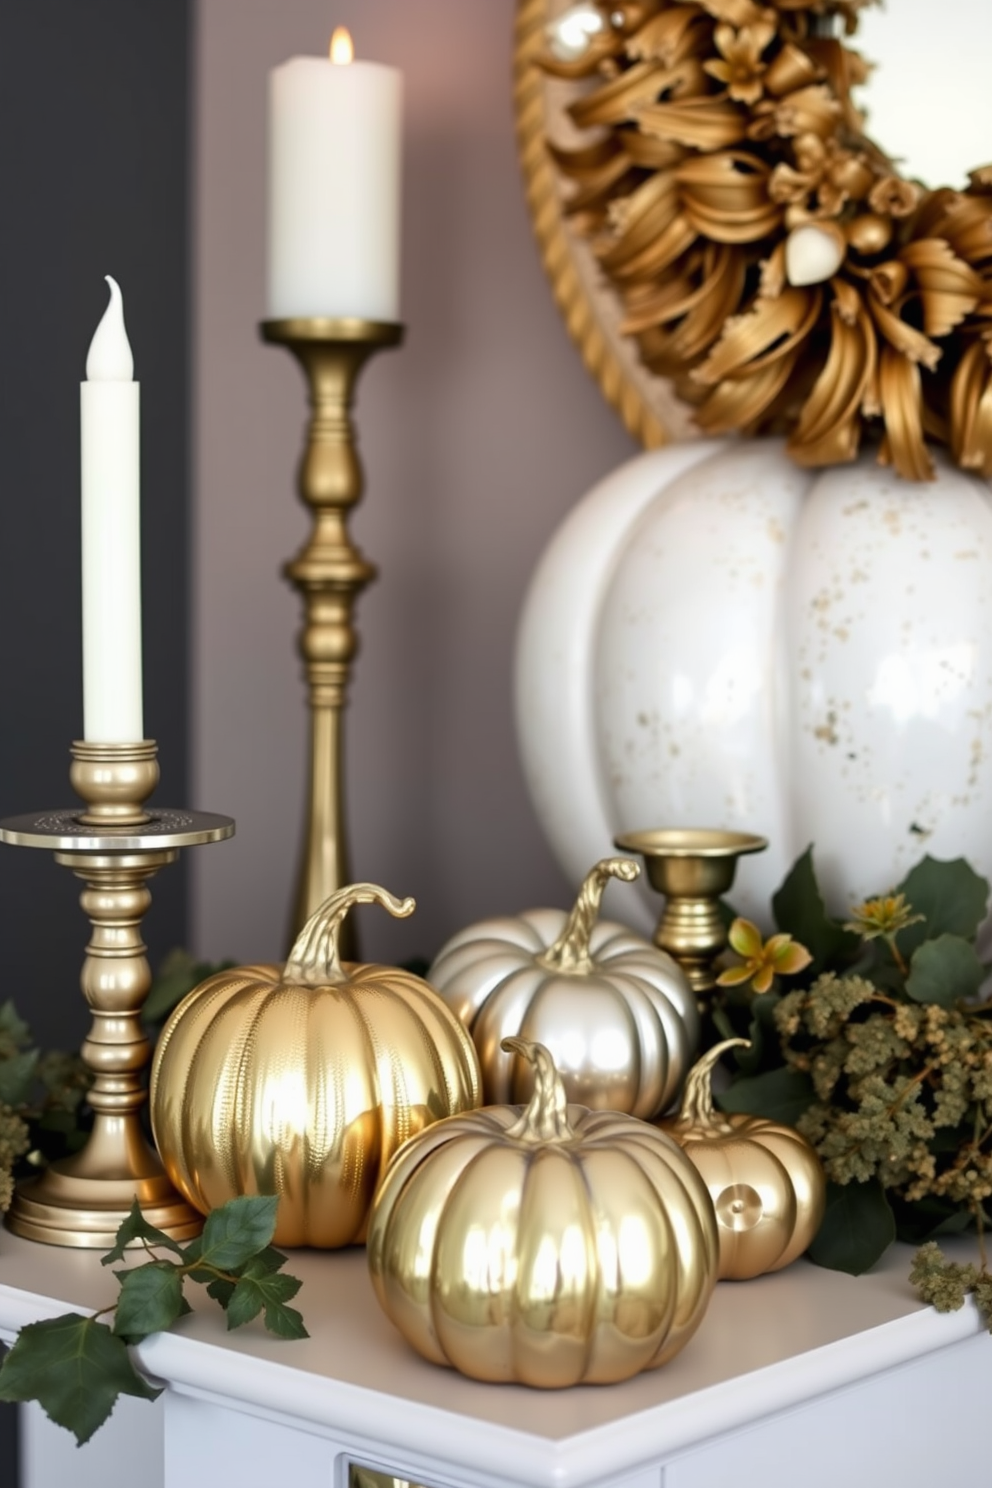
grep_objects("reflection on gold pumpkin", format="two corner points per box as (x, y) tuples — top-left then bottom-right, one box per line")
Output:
(150, 884), (481, 1247)
(368, 1038), (719, 1387)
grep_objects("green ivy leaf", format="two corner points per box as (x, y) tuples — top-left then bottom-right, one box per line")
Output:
(205, 1276), (236, 1307)
(226, 1267), (306, 1338)
(716, 1067), (815, 1127)
(102, 1199), (185, 1265)
(772, 847), (859, 975)
(710, 1006), (736, 1043)
(203, 1246), (291, 1309)
(734, 991), (783, 1076)
(905, 935), (984, 1007)
(890, 1192), (975, 1245)
(807, 1180), (896, 1275)
(113, 1263), (190, 1343)
(896, 856), (990, 955)
(196, 1195), (279, 1272)
(0, 1050), (39, 1106)
(0, 1315), (160, 1445)
(259, 1295), (308, 1342)
(247, 1245), (290, 1275)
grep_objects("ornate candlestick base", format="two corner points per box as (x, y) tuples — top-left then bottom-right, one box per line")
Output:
(614, 828), (767, 998)
(261, 316), (404, 956)
(0, 742), (233, 1248)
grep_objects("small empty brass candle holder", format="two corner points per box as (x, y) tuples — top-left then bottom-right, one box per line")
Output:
(261, 316), (404, 956)
(0, 741), (234, 1248)
(614, 828), (768, 997)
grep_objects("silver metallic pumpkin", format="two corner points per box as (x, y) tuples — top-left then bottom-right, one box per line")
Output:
(427, 858), (699, 1119)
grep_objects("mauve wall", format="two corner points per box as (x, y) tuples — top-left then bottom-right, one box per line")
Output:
(191, 0), (637, 966)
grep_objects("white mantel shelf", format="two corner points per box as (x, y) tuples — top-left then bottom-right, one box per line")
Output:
(0, 1228), (988, 1488)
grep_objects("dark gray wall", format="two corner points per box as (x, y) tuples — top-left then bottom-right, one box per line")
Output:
(0, 1), (192, 1472)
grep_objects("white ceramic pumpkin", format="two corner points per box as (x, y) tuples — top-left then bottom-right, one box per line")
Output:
(427, 858), (698, 1119)
(515, 438), (992, 926)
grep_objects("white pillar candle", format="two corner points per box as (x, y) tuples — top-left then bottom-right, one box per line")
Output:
(81, 276), (143, 743)
(267, 28), (402, 321)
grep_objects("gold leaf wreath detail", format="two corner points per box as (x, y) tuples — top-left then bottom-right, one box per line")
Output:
(526, 0), (992, 480)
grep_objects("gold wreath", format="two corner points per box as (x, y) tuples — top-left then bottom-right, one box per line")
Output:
(519, 0), (992, 480)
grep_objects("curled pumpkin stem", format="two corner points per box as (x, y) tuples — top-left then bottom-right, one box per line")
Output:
(538, 857), (640, 974)
(672, 1038), (751, 1137)
(285, 883), (415, 985)
(503, 1038), (575, 1144)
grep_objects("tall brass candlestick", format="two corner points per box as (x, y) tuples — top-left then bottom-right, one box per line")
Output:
(262, 317), (403, 953)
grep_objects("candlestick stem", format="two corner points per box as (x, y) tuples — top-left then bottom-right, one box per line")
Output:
(4, 847), (200, 1247)
(0, 745), (233, 1247)
(262, 317), (403, 954)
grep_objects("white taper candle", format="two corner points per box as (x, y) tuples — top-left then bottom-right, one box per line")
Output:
(81, 276), (143, 742)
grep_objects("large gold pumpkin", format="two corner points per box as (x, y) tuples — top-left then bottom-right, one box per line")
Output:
(427, 858), (698, 1118)
(150, 884), (482, 1248)
(367, 1038), (719, 1387)
(661, 1039), (826, 1281)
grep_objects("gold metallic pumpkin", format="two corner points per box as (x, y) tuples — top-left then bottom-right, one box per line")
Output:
(367, 1038), (719, 1387)
(150, 884), (482, 1248)
(427, 858), (699, 1118)
(661, 1039), (826, 1281)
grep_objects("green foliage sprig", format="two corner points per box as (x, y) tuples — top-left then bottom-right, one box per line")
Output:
(0, 955), (299, 1446)
(0, 1195), (307, 1444)
(0, 1000), (89, 1203)
(713, 850), (992, 1277)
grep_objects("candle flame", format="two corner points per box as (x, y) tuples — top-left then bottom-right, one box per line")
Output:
(86, 276), (134, 383)
(330, 27), (353, 64)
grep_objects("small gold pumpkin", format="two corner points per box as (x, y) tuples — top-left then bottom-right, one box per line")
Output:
(660, 1039), (826, 1280)
(367, 1038), (719, 1387)
(427, 858), (699, 1118)
(150, 883), (482, 1248)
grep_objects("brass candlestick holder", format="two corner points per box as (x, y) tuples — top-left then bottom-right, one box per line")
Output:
(0, 741), (233, 1248)
(261, 316), (404, 954)
(614, 828), (768, 998)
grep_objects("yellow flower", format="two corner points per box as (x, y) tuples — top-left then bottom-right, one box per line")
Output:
(844, 893), (924, 943)
(717, 918), (813, 995)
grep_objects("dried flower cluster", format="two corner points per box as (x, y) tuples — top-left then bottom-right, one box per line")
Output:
(0, 1107), (29, 1213)
(910, 1241), (992, 1329)
(541, 0), (992, 479)
(776, 973), (992, 1209)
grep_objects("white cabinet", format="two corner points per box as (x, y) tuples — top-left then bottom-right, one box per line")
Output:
(0, 1232), (985, 1488)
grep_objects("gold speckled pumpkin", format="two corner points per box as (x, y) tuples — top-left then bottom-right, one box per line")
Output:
(427, 858), (699, 1118)
(367, 1038), (719, 1387)
(150, 883), (481, 1248)
(661, 1039), (826, 1280)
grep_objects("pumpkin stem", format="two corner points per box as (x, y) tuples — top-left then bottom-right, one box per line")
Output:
(284, 883), (415, 985)
(503, 1038), (576, 1143)
(672, 1038), (751, 1135)
(537, 858), (640, 974)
